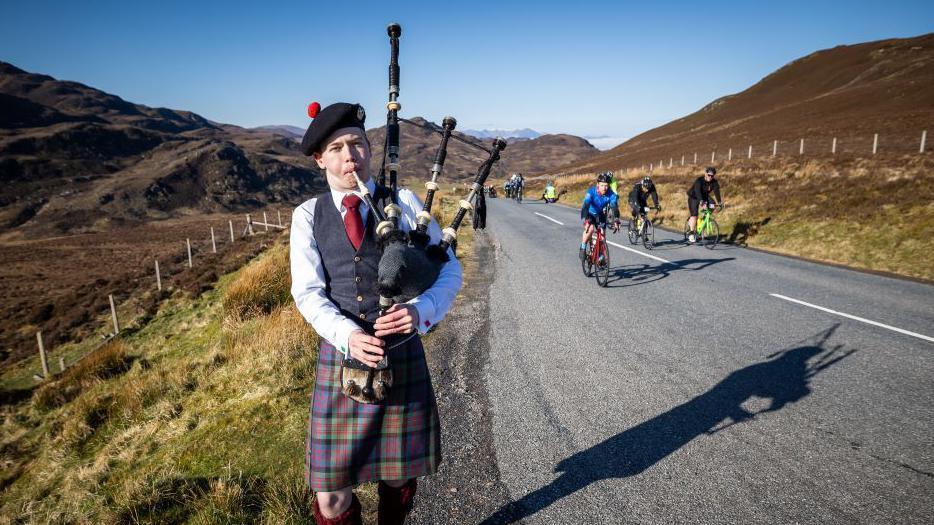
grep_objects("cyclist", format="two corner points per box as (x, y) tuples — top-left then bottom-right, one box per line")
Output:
(628, 176), (661, 220)
(543, 181), (558, 203)
(607, 171), (619, 195)
(686, 166), (723, 243)
(513, 173), (525, 202)
(580, 172), (620, 258)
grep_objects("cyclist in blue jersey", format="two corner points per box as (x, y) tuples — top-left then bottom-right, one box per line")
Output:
(580, 172), (620, 256)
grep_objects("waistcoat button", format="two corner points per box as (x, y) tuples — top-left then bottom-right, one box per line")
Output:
(356, 295), (363, 302)
(359, 313), (366, 319)
(354, 256), (361, 262)
(355, 276), (362, 283)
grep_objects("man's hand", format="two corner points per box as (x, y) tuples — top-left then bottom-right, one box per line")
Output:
(374, 304), (420, 337)
(348, 330), (385, 367)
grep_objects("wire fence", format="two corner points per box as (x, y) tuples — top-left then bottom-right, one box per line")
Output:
(26, 209), (289, 382)
(560, 129), (931, 177)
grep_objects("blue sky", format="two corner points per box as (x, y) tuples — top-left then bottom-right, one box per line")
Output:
(2, 1), (932, 148)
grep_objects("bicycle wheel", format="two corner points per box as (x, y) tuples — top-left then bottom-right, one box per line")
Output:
(595, 238), (610, 287)
(702, 218), (720, 249)
(581, 243), (593, 276)
(643, 219), (655, 249)
(627, 220), (638, 244)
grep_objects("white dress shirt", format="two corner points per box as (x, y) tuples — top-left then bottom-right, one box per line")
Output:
(290, 178), (463, 354)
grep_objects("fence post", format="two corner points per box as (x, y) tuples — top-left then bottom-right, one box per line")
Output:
(155, 259), (162, 291)
(748, 145), (752, 159)
(36, 331), (50, 378)
(711, 151), (715, 163)
(681, 155), (684, 166)
(872, 133), (878, 155)
(263, 212), (269, 232)
(799, 138), (804, 155)
(669, 158), (672, 168)
(246, 214), (254, 236)
(832, 137), (837, 155)
(277, 210), (283, 227)
(210, 227), (216, 253)
(921, 130), (927, 153)
(109, 294), (120, 335)
(58, 356), (66, 373)
(694, 152), (697, 164)
(773, 140), (778, 157)
(187, 238), (193, 268)
(728, 148), (732, 161)
(229, 220), (235, 242)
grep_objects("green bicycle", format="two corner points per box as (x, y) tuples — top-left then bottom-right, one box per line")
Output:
(684, 202), (721, 248)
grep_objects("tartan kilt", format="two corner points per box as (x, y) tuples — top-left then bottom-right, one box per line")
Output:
(305, 336), (442, 492)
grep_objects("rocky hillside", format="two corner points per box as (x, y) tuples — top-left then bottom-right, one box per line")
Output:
(0, 62), (325, 238)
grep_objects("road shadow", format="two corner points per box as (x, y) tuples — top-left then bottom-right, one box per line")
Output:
(605, 257), (736, 287)
(480, 325), (855, 525)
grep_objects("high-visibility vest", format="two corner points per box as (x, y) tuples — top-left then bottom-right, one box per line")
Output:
(544, 186), (556, 199)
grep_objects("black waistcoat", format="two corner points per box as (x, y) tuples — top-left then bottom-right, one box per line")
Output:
(312, 187), (392, 333)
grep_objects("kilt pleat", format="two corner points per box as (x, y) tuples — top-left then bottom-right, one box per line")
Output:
(305, 337), (441, 492)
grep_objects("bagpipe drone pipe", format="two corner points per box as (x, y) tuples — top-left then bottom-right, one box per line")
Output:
(340, 23), (507, 404)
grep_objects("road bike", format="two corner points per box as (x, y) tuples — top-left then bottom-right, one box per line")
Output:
(684, 202), (721, 248)
(628, 206), (656, 249)
(514, 186), (523, 203)
(580, 212), (615, 287)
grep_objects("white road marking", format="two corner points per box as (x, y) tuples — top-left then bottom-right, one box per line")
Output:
(770, 293), (934, 343)
(607, 240), (671, 264)
(534, 212), (564, 226)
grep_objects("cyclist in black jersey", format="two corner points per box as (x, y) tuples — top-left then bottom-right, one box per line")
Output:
(686, 167), (723, 243)
(628, 176), (661, 219)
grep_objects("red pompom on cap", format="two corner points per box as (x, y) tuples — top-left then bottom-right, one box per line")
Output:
(307, 102), (321, 119)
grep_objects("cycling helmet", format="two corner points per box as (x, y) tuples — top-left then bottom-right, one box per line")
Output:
(640, 176), (652, 188)
(705, 167), (717, 176)
(596, 172), (612, 183)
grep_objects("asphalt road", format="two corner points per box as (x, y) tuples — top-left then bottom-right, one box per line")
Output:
(470, 197), (934, 524)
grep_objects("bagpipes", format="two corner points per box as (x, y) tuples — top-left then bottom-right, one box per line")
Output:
(340, 23), (507, 404)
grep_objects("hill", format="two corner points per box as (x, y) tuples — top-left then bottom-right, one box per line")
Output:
(0, 62), (325, 238)
(550, 33), (934, 174)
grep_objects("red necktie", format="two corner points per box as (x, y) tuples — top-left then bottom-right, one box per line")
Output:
(342, 194), (364, 250)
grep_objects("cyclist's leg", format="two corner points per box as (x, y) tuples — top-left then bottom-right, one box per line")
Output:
(581, 220), (594, 247)
(687, 198), (700, 231)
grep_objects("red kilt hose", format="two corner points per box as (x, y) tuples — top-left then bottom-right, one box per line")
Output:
(306, 337), (442, 492)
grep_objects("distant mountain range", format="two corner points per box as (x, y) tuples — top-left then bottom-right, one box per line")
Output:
(252, 124), (304, 138)
(461, 128), (542, 140)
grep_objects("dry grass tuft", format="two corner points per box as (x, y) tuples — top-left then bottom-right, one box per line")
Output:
(222, 244), (292, 321)
(32, 340), (131, 411)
